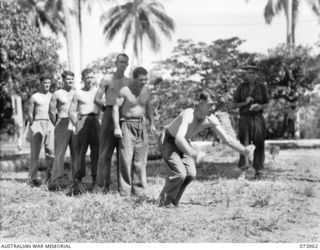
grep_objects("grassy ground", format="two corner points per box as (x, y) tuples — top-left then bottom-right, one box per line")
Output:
(0, 145), (319, 243)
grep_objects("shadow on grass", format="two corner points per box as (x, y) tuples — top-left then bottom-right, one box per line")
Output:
(146, 160), (243, 181)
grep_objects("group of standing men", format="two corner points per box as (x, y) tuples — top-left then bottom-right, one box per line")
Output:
(27, 52), (269, 207)
(27, 53), (156, 197)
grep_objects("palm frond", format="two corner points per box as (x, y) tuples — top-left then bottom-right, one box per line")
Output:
(149, 6), (175, 31)
(144, 24), (161, 51)
(122, 20), (133, 49)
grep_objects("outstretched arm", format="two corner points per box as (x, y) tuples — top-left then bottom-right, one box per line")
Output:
(209, 115), (249, 155)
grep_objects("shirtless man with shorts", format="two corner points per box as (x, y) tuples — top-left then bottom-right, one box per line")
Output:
(27, 73), (54, 187)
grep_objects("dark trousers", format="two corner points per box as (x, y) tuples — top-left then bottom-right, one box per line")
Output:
(238, 113), (266, 172)
(74, 115), (100, 184)
(96, 107), (118, 190)
(51, 118), (77, 183)
(118, 119), (148, 196)
(159, 130), (196, 206)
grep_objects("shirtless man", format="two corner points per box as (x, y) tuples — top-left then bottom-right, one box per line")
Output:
(27, 73), (54, 187)
(69, 68), (100, 187)
(94, 53), (130, 192)
(49, 70), (76, 188)
(113, 67), (157, 196)
(158, 90), (253, 208)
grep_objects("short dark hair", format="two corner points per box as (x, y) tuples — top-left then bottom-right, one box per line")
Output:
(116, 53), (129, 62)
(61, 70), (74, 79)
(81, 68), (93, 80)
(198, 90), (216, 103)
(40, 73), (52, 82)
(133, 67), (148, 79)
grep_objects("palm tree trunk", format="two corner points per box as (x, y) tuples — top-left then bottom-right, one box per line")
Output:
(78, 0), (84, 70)
(62, 0), (75, 72)
(287, 0), (293, 53)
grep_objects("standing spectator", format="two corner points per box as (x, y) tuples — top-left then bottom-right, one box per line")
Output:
(232, 65), (270, 180)
(113, 67), (157, 196)
(49, 71), (76, 189)
(94, 53), (130, 192)
(27, 73), (54, 186)
(69, 68), (100, 191)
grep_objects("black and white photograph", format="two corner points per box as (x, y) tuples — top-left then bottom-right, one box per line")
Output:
(0, 0), (319, 247)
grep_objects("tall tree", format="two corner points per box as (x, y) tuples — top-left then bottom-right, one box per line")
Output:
(17, 0), (75, 72)
(263, 0), (320, 46)
(100, 0), (175, 65)
(17, 0), (65, 34)
(264, 0), (297, 46)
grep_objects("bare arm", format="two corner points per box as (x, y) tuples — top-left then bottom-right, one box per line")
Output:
(48, 93), (58, 125)
(94, 79), (107, 111)
(27, 95), (35, 125)
(209, 115), (248, 155)
(68, 92), (78, 126)
(112, 89), (125, 137)
(174, 112), (198, 158)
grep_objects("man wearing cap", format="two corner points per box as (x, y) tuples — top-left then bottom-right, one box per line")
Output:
(158, 90), (254, 208)
(232, 65), (270, 180)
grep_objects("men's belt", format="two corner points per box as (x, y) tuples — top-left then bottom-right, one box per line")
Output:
(120, 117), (144, 122)
(80, 113), (98, 117)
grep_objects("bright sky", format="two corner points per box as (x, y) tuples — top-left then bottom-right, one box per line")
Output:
(58, 0), (320, 76)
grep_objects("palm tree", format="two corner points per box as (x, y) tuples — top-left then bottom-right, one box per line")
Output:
(100, 0), (175, 65)
(264, 0), (297, 46)
(264, 0), (320, 46)
(74, 0), (104, 70)
(17, 0), (64, 34)
(18, 0), (75, 72)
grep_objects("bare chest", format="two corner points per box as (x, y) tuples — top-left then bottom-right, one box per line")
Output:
(125, 89), (148, 106)
(34, 94), (51, 108)
(58, 91), (74, 106)
(78, 90), (95, 105)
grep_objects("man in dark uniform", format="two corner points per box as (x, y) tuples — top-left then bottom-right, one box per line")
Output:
(232, 65), (270, 180)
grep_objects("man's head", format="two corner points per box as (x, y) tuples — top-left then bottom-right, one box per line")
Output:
(81, 68), (95, 89)
(196, 90), (216, 119)
(61, 70), (74, 89)
(133, 67), (148, 85)
(241, 65), (259, 83)
(40, 73), (52, 92)
(115, 53), (129, 72)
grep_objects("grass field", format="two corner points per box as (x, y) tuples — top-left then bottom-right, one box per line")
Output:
(0, 145), (319, 243)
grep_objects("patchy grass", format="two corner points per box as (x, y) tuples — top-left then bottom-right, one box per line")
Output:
(0, 147), (320, 243)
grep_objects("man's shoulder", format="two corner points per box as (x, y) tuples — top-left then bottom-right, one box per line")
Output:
(180, 108), (194, 121)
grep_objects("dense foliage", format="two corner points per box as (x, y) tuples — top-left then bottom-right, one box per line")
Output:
(150, 39), (320, 139)
(0, 0), (61, 133)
